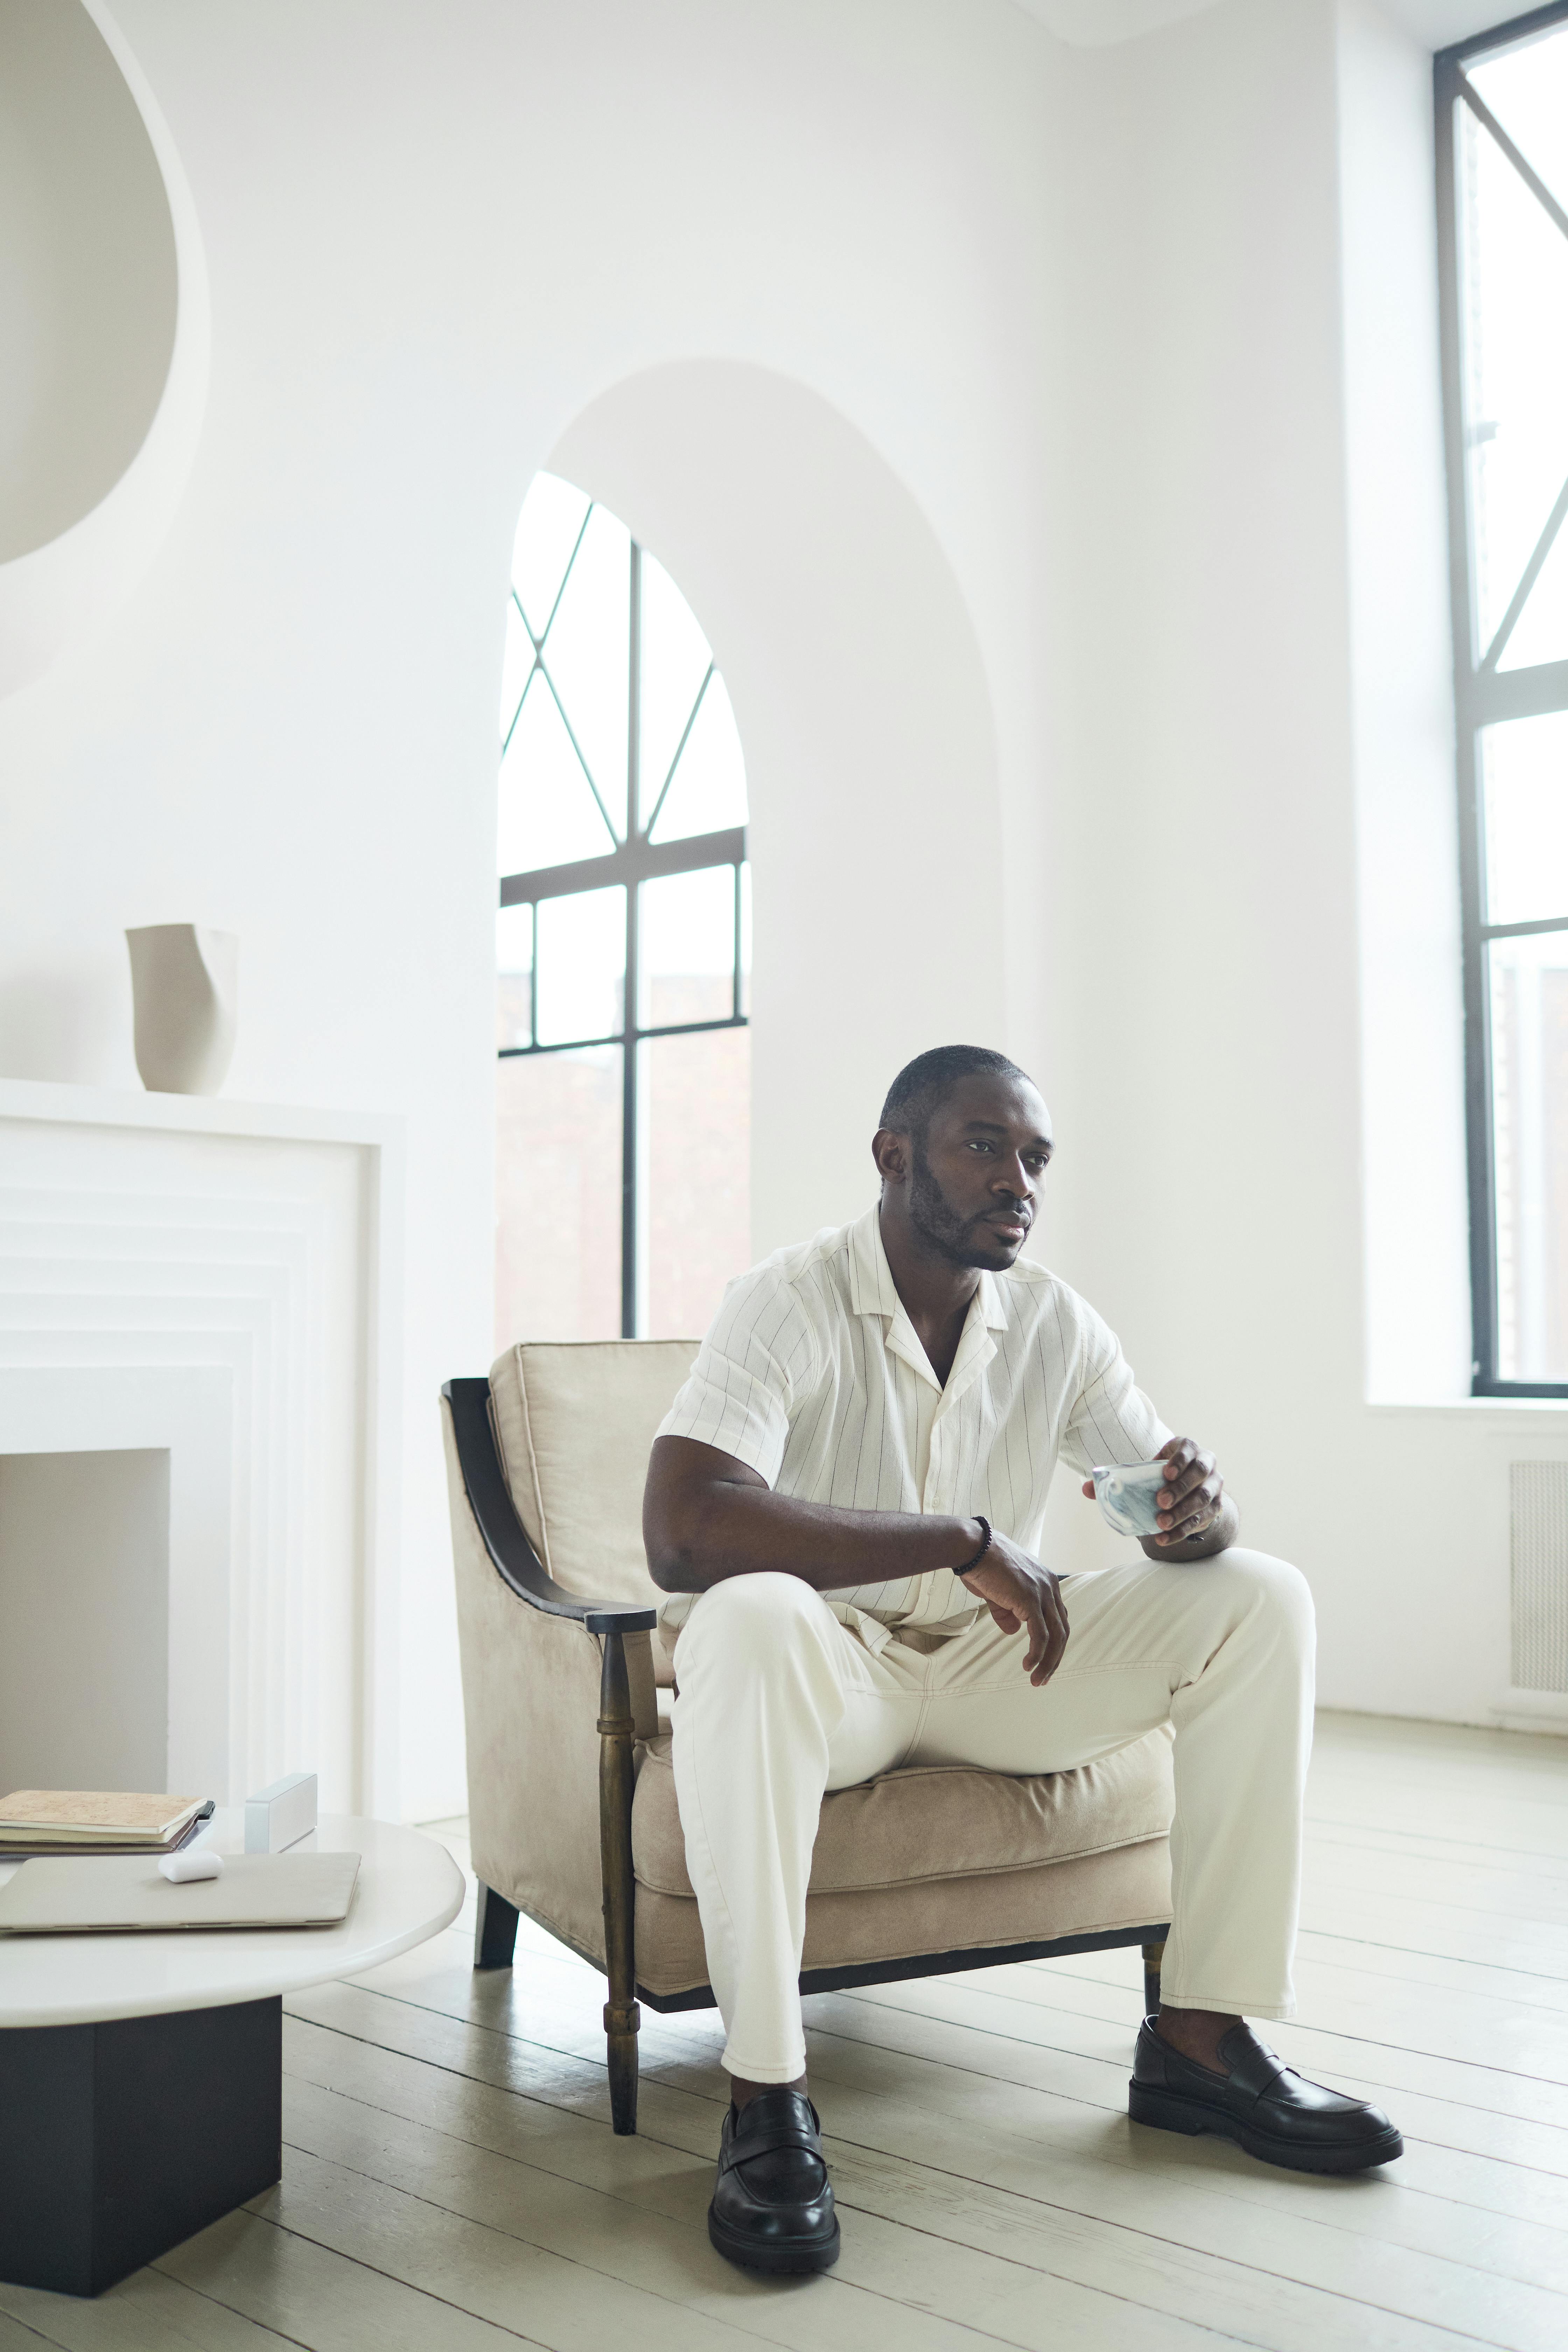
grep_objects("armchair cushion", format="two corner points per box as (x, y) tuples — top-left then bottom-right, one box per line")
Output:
(489, 1339), (698, 1678)
(629, 1728), (1175, 1998)
(632, 1726), (1174, 1899)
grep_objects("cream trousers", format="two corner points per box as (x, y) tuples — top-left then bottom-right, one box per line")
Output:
(669, 1549), (1316, 2083)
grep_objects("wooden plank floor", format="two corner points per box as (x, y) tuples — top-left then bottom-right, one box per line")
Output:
(4, 1712), (1567, 2351)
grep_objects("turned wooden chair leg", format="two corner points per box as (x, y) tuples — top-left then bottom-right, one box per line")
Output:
(474, 1882), (520, 1970)
(599, 1628), (642, 2134)
(1142, 1937), (1167, 2021)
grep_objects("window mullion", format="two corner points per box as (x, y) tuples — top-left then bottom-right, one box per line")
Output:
(1463, 657), (1568, 728)
(733, 862), (742, 1023)
(622, 538), (642, 1337)
(622, 890), (638, 1339)
(1482, 915), (1568, 941)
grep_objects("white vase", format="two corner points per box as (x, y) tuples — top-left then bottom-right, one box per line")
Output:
(125, 924), (238, 1094)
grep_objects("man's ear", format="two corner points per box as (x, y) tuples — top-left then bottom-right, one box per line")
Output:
(872, 1126), (909, 1186)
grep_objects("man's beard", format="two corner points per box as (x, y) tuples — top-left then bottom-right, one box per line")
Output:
(908, 1139), (1015, 1268)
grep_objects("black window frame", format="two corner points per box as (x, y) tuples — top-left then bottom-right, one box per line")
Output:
(497, 526), (749, 1339)
(1435, 0), (1568, 1396)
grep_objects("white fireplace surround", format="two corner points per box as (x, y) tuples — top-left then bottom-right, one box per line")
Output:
(0, 1079), (402, 1813)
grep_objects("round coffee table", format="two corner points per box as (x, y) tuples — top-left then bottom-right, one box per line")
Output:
(0, 1812), (464, 2296)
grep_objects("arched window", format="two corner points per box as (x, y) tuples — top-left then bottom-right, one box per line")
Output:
(494, 475), (751, 1345)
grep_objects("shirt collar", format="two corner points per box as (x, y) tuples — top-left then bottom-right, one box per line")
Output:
(848, 1203), (901, 1320)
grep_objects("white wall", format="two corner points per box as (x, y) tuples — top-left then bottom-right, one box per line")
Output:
(0, 0), (1559, 1809)
(1034, 0), (1372, 1577)
(1339, 0), (1470, 1410)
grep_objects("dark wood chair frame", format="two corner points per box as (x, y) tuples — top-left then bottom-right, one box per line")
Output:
(446, 1375), (1171, 2134)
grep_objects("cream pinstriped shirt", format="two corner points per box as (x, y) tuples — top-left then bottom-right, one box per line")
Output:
(656, 1203), (1170, 1653)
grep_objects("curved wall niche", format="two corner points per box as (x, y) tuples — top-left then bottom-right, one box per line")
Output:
(0, 0), (209, 695)
(551, 360), (1006, 1252)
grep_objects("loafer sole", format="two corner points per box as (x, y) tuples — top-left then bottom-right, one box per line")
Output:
(708, 2205), (841, 2274)
(1129, 2081), (1404, 2175)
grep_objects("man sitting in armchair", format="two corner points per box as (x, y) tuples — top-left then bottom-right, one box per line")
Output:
(642, 1043), (1402, 2277)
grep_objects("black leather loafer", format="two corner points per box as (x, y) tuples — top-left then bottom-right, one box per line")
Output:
(707, 2088), (841, 2273)
(1129, 2016), (1404, 2175)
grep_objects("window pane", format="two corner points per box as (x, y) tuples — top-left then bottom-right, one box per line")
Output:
(498, 673), (614, 874)
(540, 504), (630, 839)
(535, 886), (625, 1045)
(511, 473), (591, 642)
(496, 902), (533, 1051)
(648, 670), (748, 843)
(1489, 931), (1568, 1381)
(1468, 29), (1568, 222)
(639, 866), (736, 1028)
(1458, 97), (1568, 663)
(1483, 711), (1568, 926)
(1501, 503), (1568, 673)
(496, 1046), (622, 1348)
(639, 1027), (751, 1340)
(638, 550), (713, 827)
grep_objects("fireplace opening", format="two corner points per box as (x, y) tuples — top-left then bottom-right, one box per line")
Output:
(0, 1448), (170, 1794)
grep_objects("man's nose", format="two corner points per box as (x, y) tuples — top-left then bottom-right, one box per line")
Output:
(993, 1161), (1034, 1199)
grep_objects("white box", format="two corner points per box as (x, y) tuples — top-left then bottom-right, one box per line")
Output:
(244, 1771), (317, 1853)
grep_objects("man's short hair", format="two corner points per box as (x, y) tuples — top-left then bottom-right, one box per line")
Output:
(878, 1045), (1031, 1143)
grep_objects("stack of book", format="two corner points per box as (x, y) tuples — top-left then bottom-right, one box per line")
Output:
(0, 1792), (215, 1860)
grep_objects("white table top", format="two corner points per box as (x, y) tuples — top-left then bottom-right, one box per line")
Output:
(0, 1812), (464, 2029)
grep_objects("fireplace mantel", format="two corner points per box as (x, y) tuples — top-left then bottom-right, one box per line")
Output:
(0, 1079), (404, 1815)
(0, 1076), (401, 1153)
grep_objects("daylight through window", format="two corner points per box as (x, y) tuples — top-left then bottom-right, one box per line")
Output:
(495, 474), (750, 1348)
(1437, 4), (1568, 1392)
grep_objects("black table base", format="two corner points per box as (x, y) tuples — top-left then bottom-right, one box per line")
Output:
(0, 1995), (282, 2296)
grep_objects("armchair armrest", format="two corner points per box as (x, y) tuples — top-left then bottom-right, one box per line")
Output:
(442, 1377), (658, 1634)
(441, 1372), (653, 2133)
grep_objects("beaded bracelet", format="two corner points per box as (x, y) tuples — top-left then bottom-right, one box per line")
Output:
(953, 1514), (992, 1577)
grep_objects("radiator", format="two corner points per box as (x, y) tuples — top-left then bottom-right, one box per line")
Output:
(1510, 1462), (1568, 1696)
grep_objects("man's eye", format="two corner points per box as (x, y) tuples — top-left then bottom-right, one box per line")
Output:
(969, 1140), (994, 1153)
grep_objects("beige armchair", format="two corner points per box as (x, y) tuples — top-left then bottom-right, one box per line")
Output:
(442, 1339), (1174, 2135)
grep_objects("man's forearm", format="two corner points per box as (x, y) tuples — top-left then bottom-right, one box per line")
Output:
(647, 1475), (982, 1595)
(1140, 1491), (1240, 1564)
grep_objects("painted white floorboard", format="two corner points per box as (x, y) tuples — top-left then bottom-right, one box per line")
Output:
(4, 1714), (1565, 2351)
(0, 2263), (298, 2350)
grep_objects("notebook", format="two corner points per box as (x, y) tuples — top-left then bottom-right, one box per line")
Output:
(0, 1802), (215, 1860)
(0, 1851), (361, 1934)
(0, 1791), (210, 1851)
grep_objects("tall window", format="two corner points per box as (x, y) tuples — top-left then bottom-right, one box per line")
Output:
(494, 475), (750, 1347)
(1438, 5), (1568, 1394)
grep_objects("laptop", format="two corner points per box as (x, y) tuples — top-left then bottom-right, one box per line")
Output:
(0, 1851), (360, 1933)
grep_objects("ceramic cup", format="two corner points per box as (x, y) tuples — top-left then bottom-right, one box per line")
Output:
(1089, 1459), (1171, 1540)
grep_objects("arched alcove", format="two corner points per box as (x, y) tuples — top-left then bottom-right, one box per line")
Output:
(0, 0), (209, 695)
(551, 362), (1005, 1254)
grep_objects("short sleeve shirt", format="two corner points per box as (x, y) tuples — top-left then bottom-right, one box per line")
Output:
(655, 1203), (1170, 1651)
